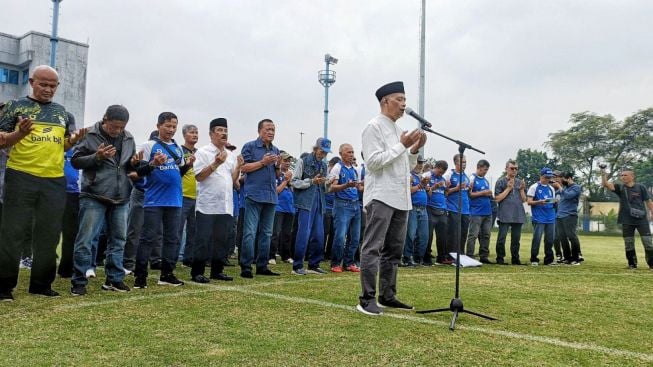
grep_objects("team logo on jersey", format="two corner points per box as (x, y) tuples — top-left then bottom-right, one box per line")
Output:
(43, 127), (53, 134)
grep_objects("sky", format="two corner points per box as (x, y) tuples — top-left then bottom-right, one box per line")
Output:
(1, 0), (652, 181)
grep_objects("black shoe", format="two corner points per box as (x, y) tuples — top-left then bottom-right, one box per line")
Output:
(191, 274), (211, 284)
(421, 261), (434, 267)
(29, 288), (60, 297)
(158, 273), (184, 286)
(629, 264), (638, 269)
(211, 273), (234, 281)
(134, 276), (148, 289)
(480, 258), (493, 264)
(102, 280), (130, 292)
(257, 268), (280, 276)
(511, 261), (527, 266)
(70, 285), (87, 296)
(240, 270), (254, 279)
(378, 297), (414, 310)
(0, 290), (14, 302)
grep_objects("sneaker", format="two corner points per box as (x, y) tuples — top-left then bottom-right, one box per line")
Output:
(0, 290), (14, 302)
(85, 268), (96, 279)
(158, 273), (184, 286)
(331, 265), (343, 273)
(268, 259), (277, 265)
(257, 268), (280, 276)
(210, 273), (234, 281)
(124, 268), (133, 276)
(578, 254), (585, 262)
(545, 262), (559, 266)
(70, 285), (87, 296)
(345, 264), (361, 273)
(29, 288), (60, 297)
(356, 301), (383, 316)
(19, 257), (33, 270)
(378, 297), (414, 310)
(531, 262), (539, 266)
(133, 276), (148, 289)
(291, 268), (306, 276)
(284, 258), (294, 264)
(102, 280), (130, 292)
(570, 261), (581, 266)
(307, 267), (327, 275)
(479, 258), (494, 264)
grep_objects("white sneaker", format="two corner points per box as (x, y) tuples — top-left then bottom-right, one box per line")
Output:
(85, 268), (96, 278)
(284, 258), (294, 264)
(268, 259), (277, 265)
(124, 268), (133, 275)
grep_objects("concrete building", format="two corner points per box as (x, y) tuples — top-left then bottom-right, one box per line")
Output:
(0, 31), (88, 126)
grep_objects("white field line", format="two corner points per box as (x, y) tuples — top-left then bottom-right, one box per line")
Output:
(6, 276), (649, 363)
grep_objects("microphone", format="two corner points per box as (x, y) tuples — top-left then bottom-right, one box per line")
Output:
(404, 107), (432, 128)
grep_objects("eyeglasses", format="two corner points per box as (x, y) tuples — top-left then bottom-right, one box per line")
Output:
(508, 167), (519, 171)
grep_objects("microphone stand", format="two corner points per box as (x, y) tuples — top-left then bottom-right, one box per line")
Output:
(416, 123), (497, 331)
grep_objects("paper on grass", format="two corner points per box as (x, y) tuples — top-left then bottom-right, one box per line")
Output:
(448, 253), (483, 267)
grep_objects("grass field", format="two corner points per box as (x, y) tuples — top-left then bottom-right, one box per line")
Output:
(2, 233), (652, 366)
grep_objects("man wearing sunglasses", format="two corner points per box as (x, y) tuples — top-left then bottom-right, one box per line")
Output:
(493, 159), (527, 265)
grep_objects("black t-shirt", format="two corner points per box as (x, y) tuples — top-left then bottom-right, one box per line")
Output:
(613, 183), (649, 224)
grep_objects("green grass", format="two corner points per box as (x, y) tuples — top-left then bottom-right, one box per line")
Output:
(2, 234), (653, 366)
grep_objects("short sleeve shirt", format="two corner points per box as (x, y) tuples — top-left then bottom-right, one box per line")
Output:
(140, 140), (184, 208)
(613, 183), (650, 225)
(241, 138), (279, 204)
(494, 176), (526, 224)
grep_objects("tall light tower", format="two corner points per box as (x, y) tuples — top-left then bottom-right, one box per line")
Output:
(418, 0), (426, 156)
(318, 54), (338, 139)
(50, 0), (63, 68)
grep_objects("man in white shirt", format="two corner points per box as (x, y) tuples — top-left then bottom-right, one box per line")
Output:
(357, 81), (426, 316)
(190, 118), (243, 283)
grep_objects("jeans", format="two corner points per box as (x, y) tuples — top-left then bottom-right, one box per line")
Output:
(466, 215), (492, 259)
(58, 192), (80, 277)
(293, 194), (325, 270)
(495, 222), (523, 264)
(331, 199), (361, 267)
(0, 169), (66, 292)
(403, 206), (429, 262)
(530, 222), (555, 264)
(177, 197), (196, 262)
(192, 212), (233, 277)
(427, 207), (448, 262)
(72, 198), (129, 286)
(135, 206), (182, 277)
(271, 211), (294, 261)
(557, 215), (581, 262)
(241, 198), (276, 272)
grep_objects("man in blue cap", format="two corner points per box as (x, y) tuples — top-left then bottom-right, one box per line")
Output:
(527, 167), (560, 266)
(290, 137), (331, 275)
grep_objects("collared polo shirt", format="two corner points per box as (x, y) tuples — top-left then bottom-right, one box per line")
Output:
(241, 137), (279, 204)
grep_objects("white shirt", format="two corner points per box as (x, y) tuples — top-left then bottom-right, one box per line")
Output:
(361, 114), (417, 210)
(194, 144), (236, 215)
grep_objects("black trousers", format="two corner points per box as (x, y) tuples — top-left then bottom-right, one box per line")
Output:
(447, 212), (470, 255)
(192, 213), (233, 277)
(427, 207), (448, 261)
(0, 169), (66, 292)
(323, 210), (335, 258)
(270, 211), (294, 260)
(557, 215), (581, 262)
(495, 221), (523, 263)
(58, 192), (80, 277)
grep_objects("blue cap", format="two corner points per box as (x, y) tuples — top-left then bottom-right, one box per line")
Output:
(315, 137), (332, 153)
(540, 167), (553, 177)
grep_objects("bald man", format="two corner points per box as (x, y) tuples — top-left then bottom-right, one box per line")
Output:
(0, 65), (86, 301)
(327, 143), (362, 273)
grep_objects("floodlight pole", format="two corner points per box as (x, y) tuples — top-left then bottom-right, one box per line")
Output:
(318, 54), (338, 139)
(50, 0), (63, 68)
(417, 0), (426, 156)
(299, 131), (305, 156)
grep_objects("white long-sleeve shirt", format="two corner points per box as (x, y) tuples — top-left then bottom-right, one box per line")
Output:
(361, 114), (417, 210)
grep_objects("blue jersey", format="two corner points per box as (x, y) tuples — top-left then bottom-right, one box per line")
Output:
(528, 182), (556, 224)
(410, 171), (428, 207)
(332, 163), (359, 201)
(275, 173), (295, 214)
(64, 149), (79, 194)
(469, 173), (492, 216)
(445, 170), (470, 214)
(427, 175), (447, 210)
(141, 140), (184, 208)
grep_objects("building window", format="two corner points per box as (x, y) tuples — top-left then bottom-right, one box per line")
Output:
(22, 69), (29, 85)
(0, 68), (20, 85)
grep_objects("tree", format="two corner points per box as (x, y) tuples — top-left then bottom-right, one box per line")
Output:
(514, 149), (556, 188)
(545, 109), (653, 200)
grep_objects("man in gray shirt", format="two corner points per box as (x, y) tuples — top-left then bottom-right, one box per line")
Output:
(494, 159), (527, 265)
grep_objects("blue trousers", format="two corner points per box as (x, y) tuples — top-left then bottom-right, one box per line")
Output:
(241, 198), (275, 272)
(293, 194), (324, 270)
(331, 199), (361, 267)
(404, 206), (429, 261)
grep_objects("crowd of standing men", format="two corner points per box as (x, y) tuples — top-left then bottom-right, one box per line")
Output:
(1, 66), (652, 307)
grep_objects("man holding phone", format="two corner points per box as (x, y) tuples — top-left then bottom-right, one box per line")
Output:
(527, 167), (560, 266)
